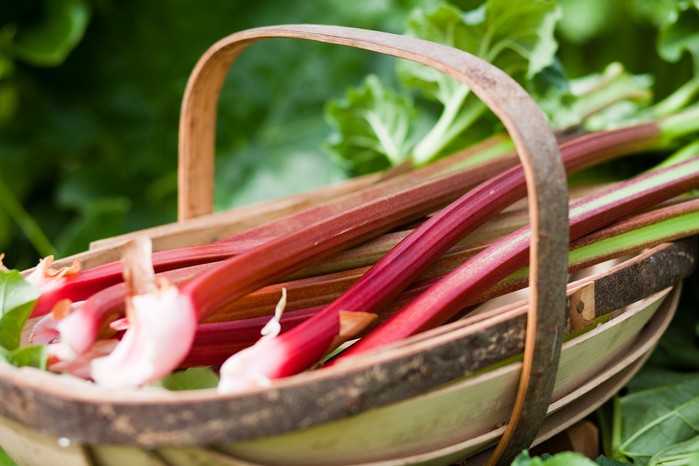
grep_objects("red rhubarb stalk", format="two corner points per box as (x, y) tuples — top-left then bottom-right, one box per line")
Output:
(183, 195), (699, 369)
(28, 139), (515, 318)
(217, 135), (516, 242)
(52, 183), (609, 354)
(85, 153), (520, 386)
(58, 117), (690, 386)
(25, 116), (666, 319)
(29, 238), (266, 317)
(211, 124), (661, 391)
(336, 155), (699, 360)
(216, 155), (699, 390)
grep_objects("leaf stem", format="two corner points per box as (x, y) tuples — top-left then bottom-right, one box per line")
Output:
(658, 105), (699, 144)
(412, 84), (472, 165)
(652, 78), (699, 118)
(0, 174), (57, 258)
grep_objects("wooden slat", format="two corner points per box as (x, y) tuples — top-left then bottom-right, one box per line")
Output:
(0, 414), (93, 466)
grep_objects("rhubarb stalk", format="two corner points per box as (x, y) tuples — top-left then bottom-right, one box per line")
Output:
(211, 124), (668, 391)
(57, 110), (699, 386)
(27, 137), (516, 319)
(338, 155), (699, 359)
(184, 195), (699, 369)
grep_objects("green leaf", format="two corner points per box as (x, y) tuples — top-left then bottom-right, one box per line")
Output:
(648, 435), (699, 465)
(615, 374), (699, 464)
(398, 4), (474, 105)
(154, 367), (219, 391)
(625, 0), (678, 29)
(527, 61), (580, 130)
(0, 446), (17, 466)
(9, 344), (48, 369)
(324, 75), (417, 175)
(657, 2), (699, 75)
(9, 0), (91, 67)
(0, 269), (40, 351)
(511, 451), (599, 465)
(626, 368), (696, 394)
(595, 455), (630, 465)
(399, 0), (561, 98)
(396, 0), (561, 163)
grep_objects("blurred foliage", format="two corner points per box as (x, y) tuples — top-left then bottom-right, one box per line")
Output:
(0, 0), (428, 268)
(0, 0), (696, 271)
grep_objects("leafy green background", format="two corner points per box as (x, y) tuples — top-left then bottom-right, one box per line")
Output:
(0, 0), (695, 269)
(0, 0), (441, 268)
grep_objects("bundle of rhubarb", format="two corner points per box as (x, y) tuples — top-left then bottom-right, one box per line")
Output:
(2, 0), (699, 400)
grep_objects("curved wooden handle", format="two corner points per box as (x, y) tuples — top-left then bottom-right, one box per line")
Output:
(178, 24), (569, 465)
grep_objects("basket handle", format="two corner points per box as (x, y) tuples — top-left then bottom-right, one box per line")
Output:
(178, 24), (569, 465)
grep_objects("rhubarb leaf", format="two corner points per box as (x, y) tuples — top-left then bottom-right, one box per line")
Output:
(647, 435), (699, 465)
(399, 0), (561, 99)
(327, 0), (561, 171)
(8, 0), (91, 67)
(8, 345), (48, 369)
(648, 436), (699, 466)
(397, 0), (561, 163)
(155, 367), (219, 391)
(510, 451), (598, 465)
(0, 447), (16, 466)
(0, 270), (40, 351)
(657, 2), (699, 75)
(324, 75), (418, 174)
(614, 375), (699, 464)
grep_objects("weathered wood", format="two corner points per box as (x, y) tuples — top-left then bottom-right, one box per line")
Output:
(0, 414), (93, 466)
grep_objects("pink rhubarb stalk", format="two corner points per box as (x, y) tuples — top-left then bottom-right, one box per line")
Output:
(184, 195), (699, 369)
(88, 237), (197, 387)
(23, 118), (659, 319)
(79, 152), (516, 386)
(337, 155), (699, 360)
(28, 137), (515, 318)
(51, 122), (670, 386)
(212, 123), (660, 390)
(29, 238), (265, 318)
(217, 155), (699, 391)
